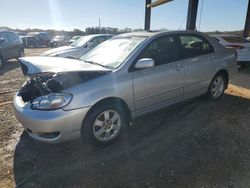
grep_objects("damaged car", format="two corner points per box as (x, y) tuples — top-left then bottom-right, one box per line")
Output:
(14, 30), (237, 146)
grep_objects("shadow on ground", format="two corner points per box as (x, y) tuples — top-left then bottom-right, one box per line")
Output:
(14, 94), (250, 187)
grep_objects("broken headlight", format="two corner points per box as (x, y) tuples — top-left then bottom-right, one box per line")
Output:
(31, 93), (72, 110)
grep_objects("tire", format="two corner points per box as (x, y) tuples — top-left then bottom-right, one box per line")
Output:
(0, 56), (3, 69)
(18, 48), (25, 58)
(207, 73), (226, 100)
(81, 102), (126, 147)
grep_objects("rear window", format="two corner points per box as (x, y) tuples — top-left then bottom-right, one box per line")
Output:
(222, 36), (250, 43)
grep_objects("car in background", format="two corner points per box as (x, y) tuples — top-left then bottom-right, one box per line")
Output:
(49, 35), (71, 47)
(0, 31), (24, 68)
(69, 36), (81, 44)
(42, 34), (113, 59)
(21, 32), (51, 47)
(212, 35), (250, 67)
(14, 30), (237, 145)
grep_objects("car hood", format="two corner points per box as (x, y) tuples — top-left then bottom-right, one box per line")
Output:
(18, 56), (110, 76)
(41, 46), (77, 56)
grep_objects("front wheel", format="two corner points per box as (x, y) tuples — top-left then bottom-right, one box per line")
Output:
(208, 74), (226, 100)
(81, 103), (126, 147)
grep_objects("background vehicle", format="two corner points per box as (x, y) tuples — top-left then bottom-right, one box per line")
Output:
(49, 35), (71, 47)
(212, 35), (250, 67)
(69, 36), (81, 44)
(14, 31), (237, 146)
(41, 34), (113, 59)
(0, 31), (24, 68)
(21, 32), (51, 47)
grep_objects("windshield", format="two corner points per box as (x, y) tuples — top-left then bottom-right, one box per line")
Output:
(70, 36), (92, 47)
(79, 36), (146, 69)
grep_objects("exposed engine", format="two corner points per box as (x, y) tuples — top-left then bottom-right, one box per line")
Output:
(19, 71), (109, 102)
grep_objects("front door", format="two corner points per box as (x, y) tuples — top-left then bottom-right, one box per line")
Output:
(132, 35), (184, 115)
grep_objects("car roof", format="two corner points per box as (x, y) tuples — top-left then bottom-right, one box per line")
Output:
(116, 30), (206, 38)
(211, 34), (242, 38)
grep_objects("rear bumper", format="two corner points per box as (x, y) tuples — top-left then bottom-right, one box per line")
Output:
(13, 94), (91, 143)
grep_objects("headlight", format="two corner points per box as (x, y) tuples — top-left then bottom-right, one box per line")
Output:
(31, 93), (72, 110)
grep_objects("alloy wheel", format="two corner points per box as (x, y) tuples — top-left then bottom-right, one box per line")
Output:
(93, 110), (121, 142)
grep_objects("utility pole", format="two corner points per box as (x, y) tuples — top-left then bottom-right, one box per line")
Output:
(99, 18), (101, 29)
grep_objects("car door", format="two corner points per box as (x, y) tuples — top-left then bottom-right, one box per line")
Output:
(6, 32), (18, 58)
(132, 35), (184, 115)
(0, 32), (11, 59)
(178, 34), (216, 98)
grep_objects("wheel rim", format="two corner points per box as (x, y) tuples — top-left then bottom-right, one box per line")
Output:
(93, 110), (121, 142)
(211, 76), (224, 98)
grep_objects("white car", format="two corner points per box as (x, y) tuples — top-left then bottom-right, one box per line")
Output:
(212, 35), (250, 67)
(41, 34), (113, 59)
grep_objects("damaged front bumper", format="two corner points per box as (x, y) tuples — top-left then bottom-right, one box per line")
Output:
(13, 93), (91, 143)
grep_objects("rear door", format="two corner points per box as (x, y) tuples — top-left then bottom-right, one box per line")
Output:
(6, 32), (19, 58)
(0, 32), (11, 59)
(178, 34), (216, 97)
(132, 35), (184, 114)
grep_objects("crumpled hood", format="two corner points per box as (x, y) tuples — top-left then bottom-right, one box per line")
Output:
(41, 46), (77, 56)
(19, 56), (110, 75)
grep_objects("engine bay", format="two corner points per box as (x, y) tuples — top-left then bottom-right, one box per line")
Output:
(19, 71), (109, 102)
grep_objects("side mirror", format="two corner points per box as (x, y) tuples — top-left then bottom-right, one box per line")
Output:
(135, 58), (155, 69)
(0, 38), (5, 43)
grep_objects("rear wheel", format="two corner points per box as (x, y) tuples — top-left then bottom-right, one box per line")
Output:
(81, 103), (126, 147)
(0, 56), (4, 69)
(208, 73), (226, 100)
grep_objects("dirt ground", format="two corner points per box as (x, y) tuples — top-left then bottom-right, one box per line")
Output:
(0, 48), (250, 188)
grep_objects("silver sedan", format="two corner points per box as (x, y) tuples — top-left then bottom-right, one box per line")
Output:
(14, 30), (237, 146)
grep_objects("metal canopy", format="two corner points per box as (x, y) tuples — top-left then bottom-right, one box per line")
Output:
(144, 0), (250, 37)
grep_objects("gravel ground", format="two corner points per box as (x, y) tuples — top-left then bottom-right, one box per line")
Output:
(0, 48), (250, 188)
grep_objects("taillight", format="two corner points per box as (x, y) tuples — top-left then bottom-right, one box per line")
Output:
(226, 45), (245, 49)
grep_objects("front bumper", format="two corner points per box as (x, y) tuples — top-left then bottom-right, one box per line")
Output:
(13, 94), (91, 143)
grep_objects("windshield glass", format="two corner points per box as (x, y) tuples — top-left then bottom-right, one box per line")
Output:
(79, 36), (146, 69)
(70, 36), (92, 47)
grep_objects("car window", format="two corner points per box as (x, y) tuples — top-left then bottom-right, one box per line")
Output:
(0, 32), (8, 42)
(179, 34), (214, 59)
(90, 37), (107, 48)
(6, 32), (17, 42)
(138, 35), (179, 66)
(222, 36), (250, 43)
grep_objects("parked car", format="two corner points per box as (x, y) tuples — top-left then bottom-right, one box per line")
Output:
(0, 31), (24, 69)
(49, 35), (71, 47)
(212, 35), (250, 67)
(41, 34), (114, 59)
(14, 31), (237, 146)
(21, 32), (51, 47)
(69, 36), (81, 44)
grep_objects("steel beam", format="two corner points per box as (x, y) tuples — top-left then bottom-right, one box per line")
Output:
(145, 0), (152, 30)
(243, 0), (250, 38)
(186, 0), (199, 30)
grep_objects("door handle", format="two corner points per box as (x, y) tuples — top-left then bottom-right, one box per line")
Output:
(210, 56), (215, 62)
(176, 64), (181, 71)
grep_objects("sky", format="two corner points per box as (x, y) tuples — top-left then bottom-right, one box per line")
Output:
(0, 0), (248, 32)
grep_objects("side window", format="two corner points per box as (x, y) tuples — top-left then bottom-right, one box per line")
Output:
(91, 37), (107, 48)
(139, 36), (179, 66)
(6, 32), (16, 42)
(179, 35), (214, 59)
(0, 32), (8, 42)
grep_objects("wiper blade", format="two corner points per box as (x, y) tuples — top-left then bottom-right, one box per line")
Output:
(84, 60), (113, 69)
